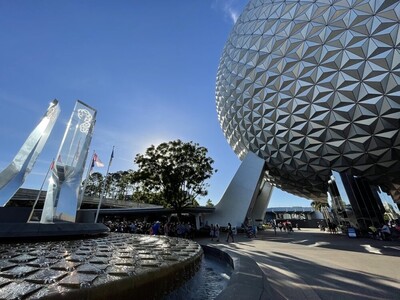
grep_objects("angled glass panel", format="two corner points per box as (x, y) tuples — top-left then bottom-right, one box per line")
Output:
(41, 101), (96, 223)
(0, 100), (60, 206)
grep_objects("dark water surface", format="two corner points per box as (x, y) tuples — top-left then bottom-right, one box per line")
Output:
(163, 254), (232, 300)
(0, 234), (203, 299)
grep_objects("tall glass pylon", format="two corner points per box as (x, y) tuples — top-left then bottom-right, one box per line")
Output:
(0, 100), (60, 206)
(41, 100), (96, 223)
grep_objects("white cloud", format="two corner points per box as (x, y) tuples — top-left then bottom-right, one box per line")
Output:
(229, 9), (240, 23)
(213, 0), (246, 23)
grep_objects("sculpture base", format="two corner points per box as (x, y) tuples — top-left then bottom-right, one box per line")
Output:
(0, 233), (203, 299)
(0, 222), (109, 239)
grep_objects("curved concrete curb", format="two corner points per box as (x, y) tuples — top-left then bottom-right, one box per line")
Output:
(202, 245), (282, 300)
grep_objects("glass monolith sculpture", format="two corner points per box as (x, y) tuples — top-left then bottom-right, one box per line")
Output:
(41, 100), (96, 223)
(0, 100), (60, 206)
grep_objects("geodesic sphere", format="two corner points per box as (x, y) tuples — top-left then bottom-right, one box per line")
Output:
(216, 0), (400, 200)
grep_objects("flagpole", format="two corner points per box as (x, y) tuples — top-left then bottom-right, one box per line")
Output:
(94, 146), (114, 223)
(78, 150), (95, 209)
(28, 159), (54, 222)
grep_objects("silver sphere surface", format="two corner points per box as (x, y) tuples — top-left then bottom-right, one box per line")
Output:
(216, 0), (400, 201)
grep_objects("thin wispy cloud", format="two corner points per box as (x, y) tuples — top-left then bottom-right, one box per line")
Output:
(0, 90), (47, 115)
(212, 0), (247, 23)
(227, 3), (241, 23)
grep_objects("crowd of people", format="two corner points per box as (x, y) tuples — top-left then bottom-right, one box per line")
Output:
(209, 222), (236, 242)
(104, 216), (400, 242)
(368, 219), (400, 241)
(105, 218), (239, 242)
(276, 221), (295, 233)
(104, 219), (195, 239)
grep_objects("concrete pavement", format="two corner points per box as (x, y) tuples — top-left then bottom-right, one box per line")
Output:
(196, 228), (400, 300)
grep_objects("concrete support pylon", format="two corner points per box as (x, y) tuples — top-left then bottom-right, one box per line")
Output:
(205, 152), (272, 228)
(248, 180), (273, 223)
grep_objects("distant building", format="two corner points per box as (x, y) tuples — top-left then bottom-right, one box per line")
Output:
(265, 207), (324, 228)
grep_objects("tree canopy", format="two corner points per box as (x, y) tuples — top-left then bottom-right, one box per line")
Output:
(311, 201), (329, 211)
(205, 199), (214, 207)
(133, 140), (216, 219)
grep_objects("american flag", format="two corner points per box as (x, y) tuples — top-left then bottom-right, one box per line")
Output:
(93, 153), (105, 167)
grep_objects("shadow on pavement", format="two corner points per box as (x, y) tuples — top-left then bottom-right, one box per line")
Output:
(196, 229), (400, 299)
(253, 229), (400, 257)
(217, 241), (399, 299)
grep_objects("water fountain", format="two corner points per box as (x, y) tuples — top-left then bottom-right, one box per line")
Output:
(0, 233), (203, 299)
(0, 102), (230, 299)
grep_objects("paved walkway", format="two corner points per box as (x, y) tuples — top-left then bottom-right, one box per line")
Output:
(196, 228), (400, 300)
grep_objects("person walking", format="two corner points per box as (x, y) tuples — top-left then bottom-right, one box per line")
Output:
(226, 222), (234, 243)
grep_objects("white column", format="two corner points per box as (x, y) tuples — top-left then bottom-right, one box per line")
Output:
(205, 152), (271, 228)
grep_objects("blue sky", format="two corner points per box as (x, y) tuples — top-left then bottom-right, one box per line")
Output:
(0, 0), (312, 208)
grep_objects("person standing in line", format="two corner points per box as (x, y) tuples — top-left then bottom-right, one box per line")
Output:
(380, 223), (392, 240)
(152, 221), (161, 235)
(215, 224), (220, 242)
(164, 222), (170, 236)
(226, 222), (234, 243)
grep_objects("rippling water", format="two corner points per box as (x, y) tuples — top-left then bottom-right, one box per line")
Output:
(0, 234), (203, 299)
(164, 254), (232, 300)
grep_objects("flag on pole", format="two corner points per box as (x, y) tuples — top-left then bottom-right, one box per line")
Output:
(95, 146), (115, 223)
(90, 157), (95, 173)
(93, 153), (104, 167)
(89, 152), (104, 173)
(109, 148), (114, 166)
(50, 159), (55, 170)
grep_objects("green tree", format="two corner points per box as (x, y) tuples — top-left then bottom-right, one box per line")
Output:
(83, 172), (104, 197)
(132, 185), (164, 206)
(311, 201), (331, 225)
(310, 201), (329, 211)
(206, 199), (214, 207)
(134, 140), (216, 220)
(111, 170), (135, 200)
